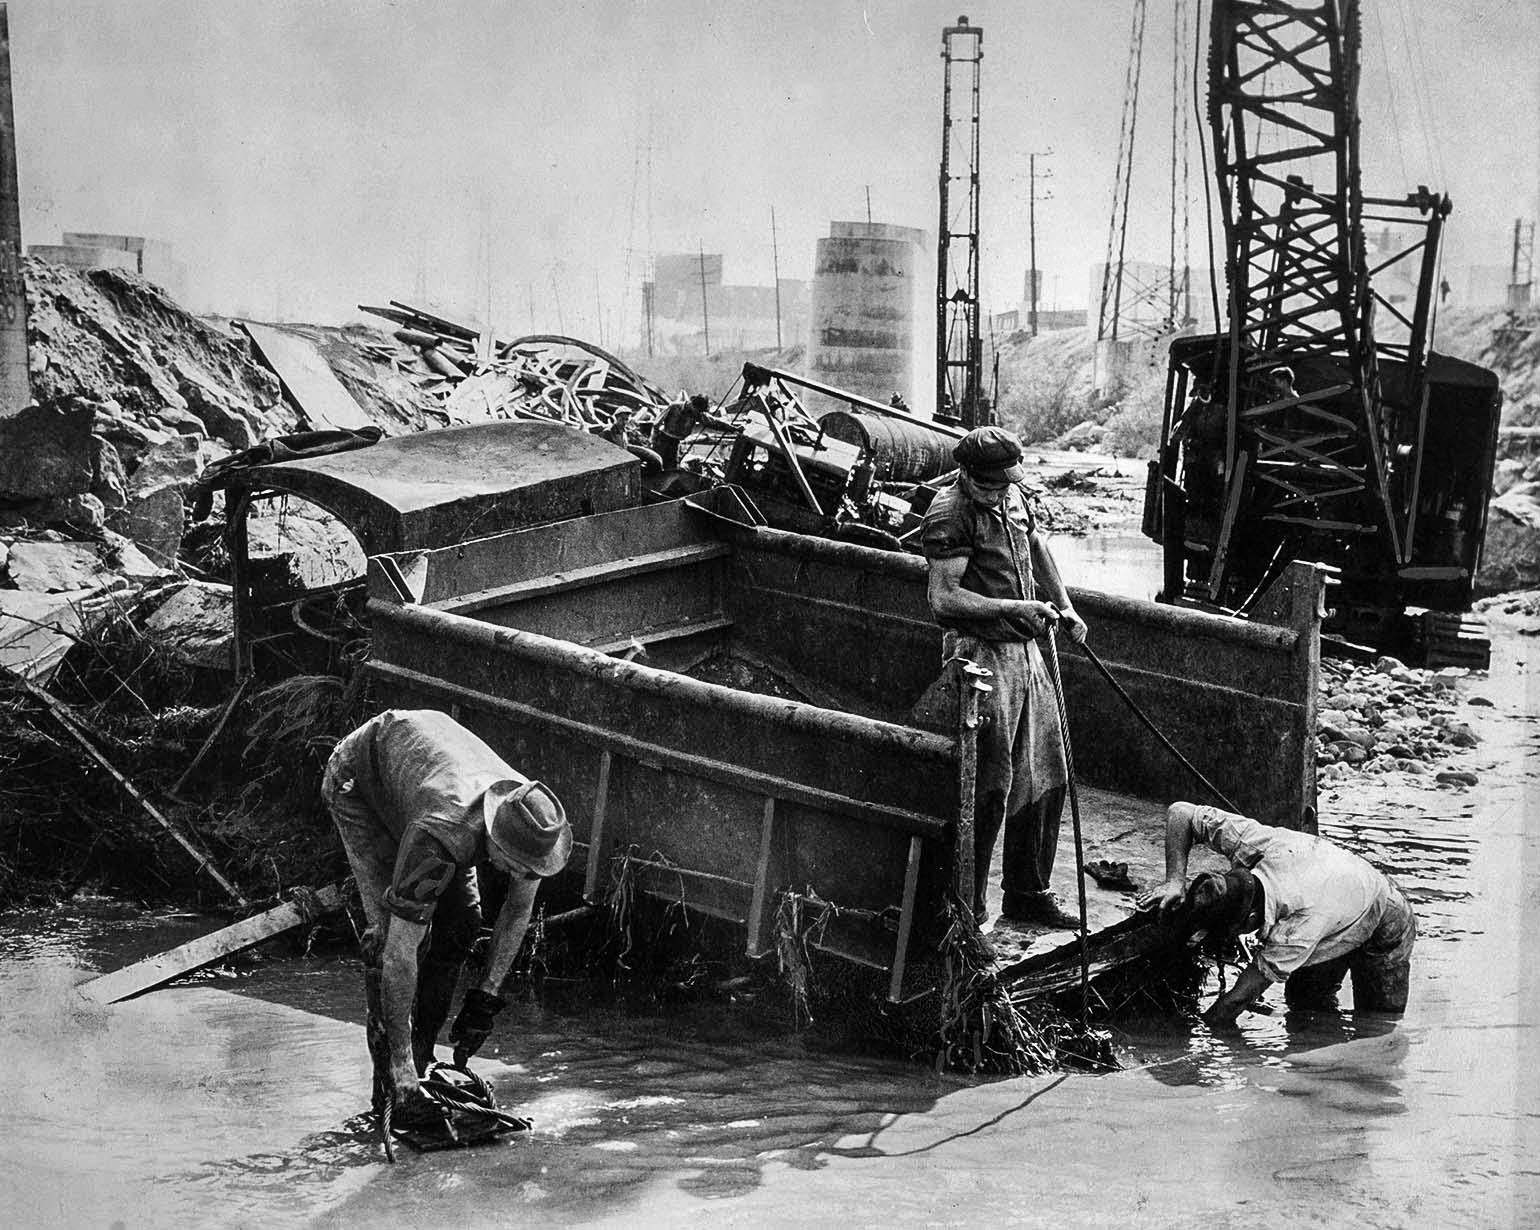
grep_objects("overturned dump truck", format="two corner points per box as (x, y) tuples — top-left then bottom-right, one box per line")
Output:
(362, 487), (1324, 1004)
(204, 421), (641, 679)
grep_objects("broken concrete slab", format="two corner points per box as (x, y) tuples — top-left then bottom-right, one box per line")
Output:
(25, 491), (106, 532)
(5, 539), (114, 591)
(0, 582), (129, 681)
(0, 398), (96, 498)
(128, 434), (202, 491)
(108, 483), (185, 566)
(90, 435), (128, 512)
(242, 321), (373, 431)
(141, 578), (233, 669)
(100, 528), (171, 582)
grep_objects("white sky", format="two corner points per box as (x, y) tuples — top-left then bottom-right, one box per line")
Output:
(13, 0), (1539, 339)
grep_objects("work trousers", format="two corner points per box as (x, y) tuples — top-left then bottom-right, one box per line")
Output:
(653, 431), (683, 470)
(947, 632), (1069, 918)
(323, 741), (483, 1075)
(1284, 881), (1418, 1013)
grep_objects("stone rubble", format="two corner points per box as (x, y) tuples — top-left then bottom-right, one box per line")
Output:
(1315, 654), (1486, 788)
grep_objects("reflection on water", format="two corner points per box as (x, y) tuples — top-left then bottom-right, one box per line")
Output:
(1051, 528), (1165, 602)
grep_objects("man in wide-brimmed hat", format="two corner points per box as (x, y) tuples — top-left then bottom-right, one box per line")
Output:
(920, 424), (1088, 931)
(1138, 802), (1417, 1027)
(323, 709), (572, 1118)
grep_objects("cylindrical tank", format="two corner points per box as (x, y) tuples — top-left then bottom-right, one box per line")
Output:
(807, 222), (929, 410)
(818, 409), (956, 483)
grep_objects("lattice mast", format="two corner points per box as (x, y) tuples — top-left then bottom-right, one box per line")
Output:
(1206, 0), (1450, 596)
(1097, 0), (1148, 343)
(936, 17), (986, 426)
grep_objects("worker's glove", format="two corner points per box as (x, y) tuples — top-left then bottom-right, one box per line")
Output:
(449, 988), (507, 1064)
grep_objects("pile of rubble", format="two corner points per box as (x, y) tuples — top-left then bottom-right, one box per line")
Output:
(1315, 655), (1484, 787)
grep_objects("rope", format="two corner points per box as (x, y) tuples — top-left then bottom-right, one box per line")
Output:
(1041, 629), (1092, 1028)
(1071, 638), (1240, 814)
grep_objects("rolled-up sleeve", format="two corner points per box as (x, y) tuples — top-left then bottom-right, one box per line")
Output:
(920, 504), (971, 560)
(382, 828), (459, 924)
(1189, 806), (1271, 868)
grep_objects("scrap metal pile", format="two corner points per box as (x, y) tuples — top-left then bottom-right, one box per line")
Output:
(357, 300), (672, 431)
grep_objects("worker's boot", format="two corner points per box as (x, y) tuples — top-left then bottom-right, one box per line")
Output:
(1000, 890), (1082, 931)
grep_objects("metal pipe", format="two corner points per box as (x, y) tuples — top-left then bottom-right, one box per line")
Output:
(754, 393), (823, 516)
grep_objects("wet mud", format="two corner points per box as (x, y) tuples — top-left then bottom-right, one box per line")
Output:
(2, 610), (1537, 1227)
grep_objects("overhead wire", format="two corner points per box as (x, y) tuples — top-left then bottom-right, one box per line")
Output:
(1193, 0), (1223, 338)
(1097, 0), (1149, 342)
(1369, 0), (1411, 189)
(1394, 0), (1447, 186)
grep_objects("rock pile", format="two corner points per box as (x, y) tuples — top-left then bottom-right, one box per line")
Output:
(1315, 655), (1484, 787)
(0, 260), (419, 679)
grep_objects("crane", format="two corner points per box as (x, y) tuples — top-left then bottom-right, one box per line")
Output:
(936, 16), (987, 427)
(1145, 0), (1502, 663)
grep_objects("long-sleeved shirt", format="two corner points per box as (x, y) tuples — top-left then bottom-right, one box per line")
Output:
(1189, 806), (1398, 982)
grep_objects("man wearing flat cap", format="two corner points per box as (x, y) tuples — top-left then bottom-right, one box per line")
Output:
(1138, 802), (1416, 1026)
(323, 708), (572, 1118)
(920, 425), (1088, 930)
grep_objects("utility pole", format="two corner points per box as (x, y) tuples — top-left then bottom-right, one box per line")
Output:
(1027, 151), (1052, 337)
(642, 276), (655, 357)
(770, 206), (784, 351)
(0, 5), (29, 416)
(865, 185), (873, 226)
(698, 241), (711, 356)
(937, 16), (986, 426)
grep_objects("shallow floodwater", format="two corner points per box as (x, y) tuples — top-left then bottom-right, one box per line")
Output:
(3, 610), (1537, 1227)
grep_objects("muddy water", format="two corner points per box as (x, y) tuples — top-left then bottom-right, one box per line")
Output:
(3, 625), (1538, 1226)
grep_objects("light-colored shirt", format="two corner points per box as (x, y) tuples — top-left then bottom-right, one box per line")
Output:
(1189, 806), (1395, 983)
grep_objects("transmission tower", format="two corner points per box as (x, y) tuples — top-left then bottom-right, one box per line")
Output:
(1097, 0), (1148, 345)
(936, 16), (985, 426)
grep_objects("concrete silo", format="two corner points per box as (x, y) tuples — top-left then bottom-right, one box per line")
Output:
(807, 221), (929, 410)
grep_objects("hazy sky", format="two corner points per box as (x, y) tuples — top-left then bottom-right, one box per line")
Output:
(13, 0), (1539, 339)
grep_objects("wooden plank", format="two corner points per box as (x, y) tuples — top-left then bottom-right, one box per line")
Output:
(16, 677), (247, 907)
(241, 321), (374, 431)
(583, 750), (612, 902)
(79, 884), (345, 1004)
(745, 797), (777, 958)
(886, 834), (923, 1003)
(995, 913), (1182, 1000)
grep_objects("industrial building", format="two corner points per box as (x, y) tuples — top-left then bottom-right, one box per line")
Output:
(27, 231), (189, 302)
(806, 220), (929, 411)
(643, 251), (807, 354)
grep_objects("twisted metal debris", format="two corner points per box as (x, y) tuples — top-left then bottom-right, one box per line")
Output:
(358, 300), (672, 430)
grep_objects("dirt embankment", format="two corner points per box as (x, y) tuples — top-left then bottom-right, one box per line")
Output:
(0, 263), (444, 909)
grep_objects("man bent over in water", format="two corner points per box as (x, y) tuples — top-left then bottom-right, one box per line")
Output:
(323, 709), (571, 1120)
(1137, 802), (1416, 1028)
